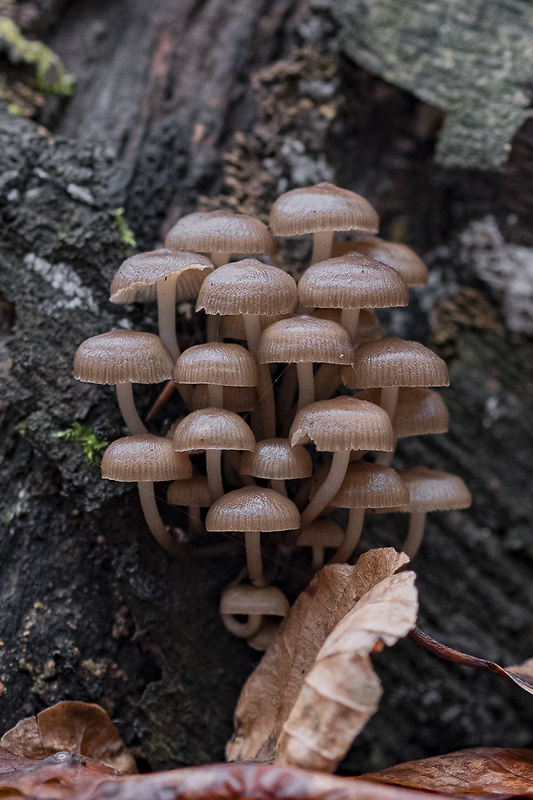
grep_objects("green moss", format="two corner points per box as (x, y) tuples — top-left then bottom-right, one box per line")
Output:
(114, 207), (137, 247)
(54, 422), (107, 465)
(7, 103), (24, 116)
(0, 17), (75, 96)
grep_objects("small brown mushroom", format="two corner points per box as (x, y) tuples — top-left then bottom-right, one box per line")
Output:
(240, 438), (312, 496)
(220, 584), (289, 638)
(331, 237), (428, 287)
(174, 342), (258, 409)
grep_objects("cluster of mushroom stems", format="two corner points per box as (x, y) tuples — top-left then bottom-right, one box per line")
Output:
(73, 183), (471, 649)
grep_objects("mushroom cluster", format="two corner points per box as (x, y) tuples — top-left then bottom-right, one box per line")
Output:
(73, 183), (471, 649)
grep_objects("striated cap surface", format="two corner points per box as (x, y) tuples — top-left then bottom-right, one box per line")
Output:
(174, 343), (258, 387)
(165, 210), (275, 254)
(344, 337), (449, 389)
(331, 462), (409, 509)
(401, 467), (471, 512)
(270, 183), (379, 236)
(258, 315), (354, 365)
(206, 486), (300, 532)
(172, 408), (255, 452)
(290, 396), (394, 452)
(298, 253), (408, 310)
(197, 259), (298, 316)
(332, 238), (428, 287)
(102, 435), (192, 482)
(220, 585), (289, 616)
(74, 330), (174, 385)
(240, 438), (313, 480)
(110, 249), (213, 303)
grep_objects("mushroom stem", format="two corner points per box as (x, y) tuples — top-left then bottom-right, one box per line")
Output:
(116, 382), (147, 435)
(296, 361), (315, 409)
(270, 479), (287, 496)
(188, 505), (203, 536)
(206, 315), (220, 342)
(311, 544), (324, 571)
(211, 252), (231, 268)
(206, 449), (224, 502)
(156, 277), (180, 360)
(340, 307), (361, 342)
(137, 481), (176, 553)
(380, 385), (400, 420)
(375, 438), (396, 467)
(299, 450), (351, 528)
(311, 230), (334, 264)
(208, 384), (224, 408)
(403, 510), (427, 559)
(245, 530), (265, 587)
(277, 365), (298, 433)
(314, 363), (341, 400)
(221, 613), (263, 638)
(328, 507), (365, 564)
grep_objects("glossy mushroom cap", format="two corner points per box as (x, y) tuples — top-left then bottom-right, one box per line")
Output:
(196, 259), (298, 316)
(167, 474), (211, 506)
(331, 238), (428, 287)
(298, 253), (409, 310)
(220, 585), (290, 617)
(109, 249), (213, 303)
(400, 467), (472, 511)
(330, 462), (409, 509)
(73, 330), (174, 384)
(171, 407), (255, 452)
(290, 396), (394, 452)
(258, 315), (355, 365)
(165, 210), (276, 255)
(174, 343), (258, 387)
(101, 435), (192, 482)
(359, 387), (449, 437)
(240, 439), (313, 480)
(206, 486), (300, 532)
(296, 519), (345, 548)
(270, 183), (379, 236)
(344, 337), (450, 389)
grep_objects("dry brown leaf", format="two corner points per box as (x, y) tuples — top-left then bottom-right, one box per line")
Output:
(226, 548), (410, 764)
(275, 570), (418, 772)
(502, 658), (533, 694)
(360, 747), (533, 796)
(0, 701), (137, 775)
(0, 751), (120, 800)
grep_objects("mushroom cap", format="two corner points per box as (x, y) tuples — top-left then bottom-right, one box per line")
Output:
(331, 238), (428, 287)
(298, 253), (409, 310)
(240, 438), (313, 480)
(314, 307), (383, 344)
(297, 519), (345, 548)
(289, 396), (394, 452)
(400, 466), (472, 512)
(165, 210), (276, 255)
(344, 337), (450, 389)
(196, 259), (298, 316)
(109, 249), (213, 303)
(270, 183), (379, 236)
(216, 312), (291, 341)
(102, 435), (192, 482)
(220, 585), (290, 617)
(206, 486), (300, 532)
(73, 330), (174, 384)
(174, 343), (258, 387)
(258, 315), (355, 365)
(167, 474), (211, 506)
(172, 407), (255, 452)
(358, 387), (449, 437)
(330, 462), (409, 509)
(191, 384), (258, 413)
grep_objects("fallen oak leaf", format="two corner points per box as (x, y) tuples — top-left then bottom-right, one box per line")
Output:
(359, 747), (533, 797)
(275, 569), (418, 772)
(226, 548), (410, 764)
(0, 702), (137, 775)
(0, 751), (120, 800)
(82, 762), (457, 800)
(409, 628), (533, 695)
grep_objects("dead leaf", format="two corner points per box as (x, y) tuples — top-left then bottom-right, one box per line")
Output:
(226, 548), (410, 764)
(275, 570), (418, 772)
(360, 747), (533, 797)
(410, 628), (533, 695)
(0, 751), (119, 800)
(0, 702), (137, 775)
